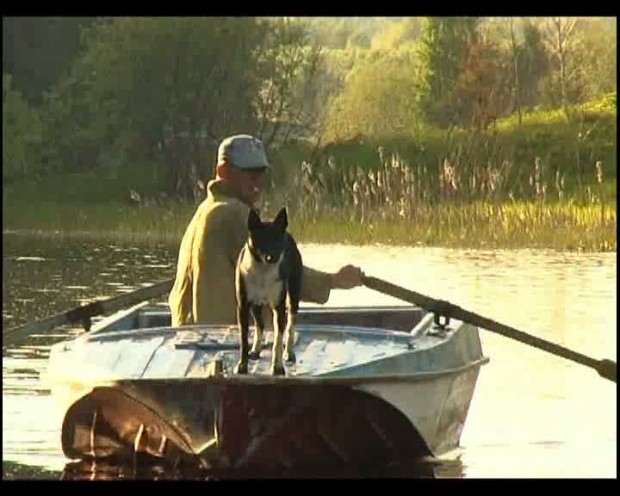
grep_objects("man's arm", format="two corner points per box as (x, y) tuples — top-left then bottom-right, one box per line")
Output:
(301, 265), (364, 303)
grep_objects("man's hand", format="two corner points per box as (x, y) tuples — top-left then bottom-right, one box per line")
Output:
(331, 265), (364, 290)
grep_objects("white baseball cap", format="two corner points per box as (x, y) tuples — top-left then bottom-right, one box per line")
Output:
(217, 134), (269, 170)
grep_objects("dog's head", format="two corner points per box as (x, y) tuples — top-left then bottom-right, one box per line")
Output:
(247, 208), (288, 265)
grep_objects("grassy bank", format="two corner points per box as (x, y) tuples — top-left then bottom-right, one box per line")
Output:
(3, 194), (616, 252)
(3, 96), (616, 251)
(310, 93), (617, 192)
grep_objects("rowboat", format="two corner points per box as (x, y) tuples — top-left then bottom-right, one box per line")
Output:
(45, 301), (489, 476)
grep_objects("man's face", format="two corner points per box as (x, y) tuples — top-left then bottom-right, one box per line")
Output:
(230, 166), (268, 206)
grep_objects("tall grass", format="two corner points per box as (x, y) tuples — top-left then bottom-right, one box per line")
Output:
(263, 150), (616, 252)
(3, 201), (195, 246)
(4, 148), (616, 251)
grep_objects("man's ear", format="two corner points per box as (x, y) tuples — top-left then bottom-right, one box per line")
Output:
(274, 207), (288, 231)
(248, 208), (262, 231)
(215, 162), (230, 180)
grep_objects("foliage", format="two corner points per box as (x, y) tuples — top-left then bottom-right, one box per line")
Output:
(2, 74), (44, 181)
(3, 16), (616, 208)
(568, 17), (617, 100)
(322, 49), (421, 143)
(254, 18), (323, 148)
(370, 18), (423, 50)
(2, 17), (99, 105)
(516, 19), (550, 110)
(303, 94), (616, 207)
(40, 17), (265, 200)
(304, 17), (394, 49)
(417, 17), (482, 127)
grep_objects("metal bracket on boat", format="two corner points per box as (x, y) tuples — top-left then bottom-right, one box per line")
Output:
(433, 313), (450, 330)
(430, 299), (451, 330)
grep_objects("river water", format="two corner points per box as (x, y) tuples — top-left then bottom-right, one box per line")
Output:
(2, 233), (616, 479)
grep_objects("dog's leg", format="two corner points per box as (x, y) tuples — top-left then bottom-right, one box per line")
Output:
(249, 304), (264, 359)
(270, 304), (286, 376)
(283, 309), (297, 365)
(284, 272), (302, 364)
(234, 301), (250, 375)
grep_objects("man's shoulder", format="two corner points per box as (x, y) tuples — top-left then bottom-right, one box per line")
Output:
(200, 196), (248, 230)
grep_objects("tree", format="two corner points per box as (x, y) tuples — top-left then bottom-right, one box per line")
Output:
(40, 17), (265, 200)
(322, 50), (420, 142)
(417, 17), (481, 128)
(2, 17), (99, 105)
(571, 17), (617, 100)
(452, 37), (511, 131)
(508, 18), (522, 125)
(517, 19), (550, 110)
(541, 17), (580, 109)
(370, 17), (423, 50)
(3, 74), (43, 181)
(253, 18), (323, 148)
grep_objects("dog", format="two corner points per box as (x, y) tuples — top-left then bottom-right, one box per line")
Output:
(233, 207), (303, 376)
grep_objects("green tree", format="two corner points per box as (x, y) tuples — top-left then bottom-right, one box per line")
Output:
(322, 50), (420, 143)
(2, 74), (44, 181)
(540, 17), (582, 109)
(452, 37), (512, 130)
(2, 17), (99, 105)
(254, 18), (323, 148)
(571, 17), (617, 100)
(40, 17), (265, 200)
(371, 17), (423, 50)
(417, 17), (481, 127)
(517, 20), (550, 110)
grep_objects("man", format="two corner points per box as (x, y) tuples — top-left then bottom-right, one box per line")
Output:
(169, 134), (364, 326)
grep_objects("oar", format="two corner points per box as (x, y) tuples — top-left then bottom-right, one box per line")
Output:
(4, 278), (175, 338)
(362, 275), (616, 383)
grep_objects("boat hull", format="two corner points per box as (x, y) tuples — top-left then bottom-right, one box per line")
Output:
(48, 305), (488, 474)
(60, 364), (484, 474)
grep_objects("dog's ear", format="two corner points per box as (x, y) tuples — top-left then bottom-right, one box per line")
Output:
(248, 209), (262, 231)
(274, 207), (288, 231)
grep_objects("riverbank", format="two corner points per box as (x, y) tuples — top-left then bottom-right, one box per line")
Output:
(3, 196), (616, 252)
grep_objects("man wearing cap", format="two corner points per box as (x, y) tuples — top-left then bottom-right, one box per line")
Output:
(169, 134), (364, 326)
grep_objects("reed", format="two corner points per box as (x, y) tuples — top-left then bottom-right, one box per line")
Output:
(3, 201), (195, 246)
(264, 151), (616, 252)
(4, 150), (616, 251)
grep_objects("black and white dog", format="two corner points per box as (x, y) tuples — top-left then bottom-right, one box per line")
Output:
(234, 207), (303, 376)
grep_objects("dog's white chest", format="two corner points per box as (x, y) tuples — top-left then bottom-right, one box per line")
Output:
(240, 252), (284, 306)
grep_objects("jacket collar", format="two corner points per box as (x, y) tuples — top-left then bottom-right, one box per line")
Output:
(206, 179), (253, 207)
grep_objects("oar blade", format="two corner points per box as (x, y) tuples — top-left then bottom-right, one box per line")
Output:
(4, 278), (174, 338)
(3, 312), (69, 336)
(597, 359), (617, 383)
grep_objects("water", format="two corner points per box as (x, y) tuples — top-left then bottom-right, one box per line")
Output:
(2, 233), (617, 479)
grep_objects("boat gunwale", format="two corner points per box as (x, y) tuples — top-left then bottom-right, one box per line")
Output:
(79, 322), (426, 344)
(57, 356), (489, 390)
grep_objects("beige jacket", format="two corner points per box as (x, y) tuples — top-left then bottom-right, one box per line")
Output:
(169, 179), (333, 326)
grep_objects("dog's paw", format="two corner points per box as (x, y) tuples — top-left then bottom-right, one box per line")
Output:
(248, 350), (261, 360)
(270, 364), (286, 376)
(284, 351), (296, 364)
(234, 361), (248, 374)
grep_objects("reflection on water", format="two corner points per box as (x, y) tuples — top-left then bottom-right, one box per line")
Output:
(57, 457), (463, 480)
(2, 233), (616, 478)
(3, 458), (461, 480)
